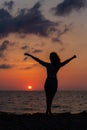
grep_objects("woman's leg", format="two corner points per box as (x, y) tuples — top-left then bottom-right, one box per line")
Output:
(45, 90), (56, 115)
(46, 94), (51, 115)
(45, 78), (57, 115)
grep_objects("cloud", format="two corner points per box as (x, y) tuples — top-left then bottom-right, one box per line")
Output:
(21, 45), (29, 50)
(0, 40), (14, 58)
(0, 40), (10, 58)
(52, 0), (87, 16)
(24, 57), (28, 61)
(0, 40), (10, 51)
(51, 23), (71, 45)
(23, 66), (33, 70)
(60, 47), (65, 52)
(0, 64), (13, 69)
(57, 24), (71, 37)
(52, 38), (63, 45)
(0, 8), (12, 19)
(22, 64), (37, 70)
(3, 1), (14, 10)
(0, 2), (57, 38)
(0, 8), (12, 37)
(32, 49), (43, 53)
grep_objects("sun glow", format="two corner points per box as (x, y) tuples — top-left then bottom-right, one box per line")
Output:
(28, 85), (32, 90)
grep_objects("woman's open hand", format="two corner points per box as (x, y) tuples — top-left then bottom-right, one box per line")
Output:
(24, 53), (30, 56)
(73, 55), (77, 58)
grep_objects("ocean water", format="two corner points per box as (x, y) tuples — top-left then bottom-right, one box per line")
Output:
(0, 91), (87, 114)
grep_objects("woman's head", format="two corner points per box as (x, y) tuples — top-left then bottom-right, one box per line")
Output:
(50, 52), (60, 68)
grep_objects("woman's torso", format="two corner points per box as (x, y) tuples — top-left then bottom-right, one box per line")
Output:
(45, 63), (60, 78)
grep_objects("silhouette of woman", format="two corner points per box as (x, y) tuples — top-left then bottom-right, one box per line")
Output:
(24, 52), (76, 115)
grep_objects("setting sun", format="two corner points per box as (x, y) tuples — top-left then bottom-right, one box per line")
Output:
(28, 86), (32, 90)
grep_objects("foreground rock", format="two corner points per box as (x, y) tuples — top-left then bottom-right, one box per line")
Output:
(0, 111), (87, 130)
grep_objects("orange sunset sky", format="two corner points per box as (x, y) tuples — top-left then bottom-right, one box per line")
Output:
(0, 0), (87, 90)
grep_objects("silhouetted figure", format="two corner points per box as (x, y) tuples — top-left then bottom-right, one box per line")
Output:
(24, 52), (76, 115)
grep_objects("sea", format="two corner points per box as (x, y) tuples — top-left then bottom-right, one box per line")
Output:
(0, 91), (87, 114)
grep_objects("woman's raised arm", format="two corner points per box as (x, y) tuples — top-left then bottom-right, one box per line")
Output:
(61, 55), (77, 67)
(24, 53), (48, 66)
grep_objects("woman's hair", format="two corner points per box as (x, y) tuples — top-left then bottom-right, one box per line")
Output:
(50, 52), (60, 68)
